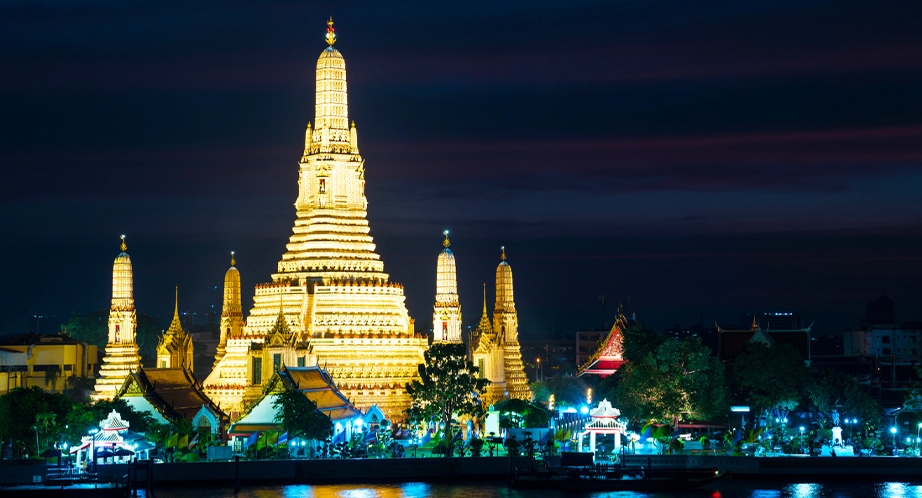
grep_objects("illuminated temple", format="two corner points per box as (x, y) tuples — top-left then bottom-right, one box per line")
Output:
(470, 247), (531, 405)
(92, 236), (142, 401)
(204, 21), (426, 419)
(432, 231), (462, 344)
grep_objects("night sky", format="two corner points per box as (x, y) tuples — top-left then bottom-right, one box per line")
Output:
(3, 1), (922, 339)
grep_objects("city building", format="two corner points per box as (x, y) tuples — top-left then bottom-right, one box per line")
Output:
(432, 231), (462, 344)
(92, 236), (142, 401)
(204, 21), (427, 420)
(0, 332), (97, 395)
(575, 330), (606, 367)
(469, 248), (531, 405)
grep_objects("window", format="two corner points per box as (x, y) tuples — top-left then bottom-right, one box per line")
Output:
(252, 357), (262, 385)
(160, 361), (167, 368)
(910, 337), (917, 344)
(273, 353), (282, 372)
(883, 348), (891, 355)
(442, 322), (448, 341)
(63, 365), (72, 371)
(297, 357), (305, 367)
(319, 178), (326, 193)
(33, 364), (60, 372)
(478, 359), (485, 379)
(882, 336), (891, 343)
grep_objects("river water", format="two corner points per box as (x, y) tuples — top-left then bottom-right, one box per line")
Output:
(148, 480), (922, 498)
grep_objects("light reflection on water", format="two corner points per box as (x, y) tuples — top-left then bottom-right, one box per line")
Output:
(149, 481), (922, 498)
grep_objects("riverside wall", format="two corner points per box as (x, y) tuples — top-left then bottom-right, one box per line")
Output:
(622, 454), (922, 478)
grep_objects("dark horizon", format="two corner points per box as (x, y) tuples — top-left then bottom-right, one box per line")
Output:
(3, 1), (921, 340)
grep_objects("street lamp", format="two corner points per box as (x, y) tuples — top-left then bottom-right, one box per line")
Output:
(917, 423), (921, 455)
(799, 426), (805, 454)
(891, 427), (898, 454)
(88, 429), (98, 474)
(536, 358), (541, 382)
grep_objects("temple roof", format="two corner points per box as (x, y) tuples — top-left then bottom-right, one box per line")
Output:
(578, 313), (628, 377)
(117, 367), (227, 423)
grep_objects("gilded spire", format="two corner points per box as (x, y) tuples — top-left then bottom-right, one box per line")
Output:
(326, 17), (336, 46)
(482, 283), (487, 314)
(120, 234), (127, 252)
(500, 246), (506, 261)
(173, 286), (179, 321)
(230, 251), (236, 267)
(443, 230), (450, 248)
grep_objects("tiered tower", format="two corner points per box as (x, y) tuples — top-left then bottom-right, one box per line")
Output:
(433, 231), (462, 343)
(155, 287), (194, 371)
(205, 20), (427, 419)
(494, 248), (531, 400)
(92, 236), (142, 401)
(469, 248), (532, 405)
(213, 252), (243, 368)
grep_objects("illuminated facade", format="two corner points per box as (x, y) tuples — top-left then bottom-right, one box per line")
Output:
(155, 288), (194, 371)
(470, 248), (532, 405)
(205, 20), (426, 420)
(432, 231), (462, 343)
(92, 236), (142, 401)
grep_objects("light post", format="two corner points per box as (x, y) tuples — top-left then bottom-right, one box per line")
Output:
(88, 429), (98, 474)
(799, 426), (805, 454)
(891, 427), (898, 455)
(917, 423), (921, 455)
(32, 426), (39, 456)
(536, 358), (541, 382)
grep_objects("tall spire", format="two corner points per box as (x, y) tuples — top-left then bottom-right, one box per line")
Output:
(315, 18), (349, 132)
(501, 245), (506, 261)
(120, 234), (127, 253)
(443, 230), (450, 248)
(173, 286), (179, 321)
(230, 251), (236, 267)
(433, 230), (462, 343)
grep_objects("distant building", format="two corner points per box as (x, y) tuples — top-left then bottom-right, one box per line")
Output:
(0, 332), (97, 395)
(575, 330), (606, 367)
(740, 312), (804, 331)
(519, 336), (576, 380)
(717, 315), (812, 362)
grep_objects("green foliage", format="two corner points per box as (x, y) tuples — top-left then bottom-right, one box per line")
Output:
(0, 387), (71, 455)
(181, 452), (201, 462)
(63, 311), (108, 347)
(63, 310), (163, 366)
(272, 387), (333, 442)
(728, 343), (811, 419)
(621, 322), (664, 364)
(405, 342), (490, 457)
(616, 337), (728, 425)
(808, 368), (882, 430)
(63, 397), (162, 448)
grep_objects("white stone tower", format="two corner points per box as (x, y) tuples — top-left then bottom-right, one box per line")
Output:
(213, 252), (243, 368)
(433, 230), (462, 343)
(92, 235), (142, 401)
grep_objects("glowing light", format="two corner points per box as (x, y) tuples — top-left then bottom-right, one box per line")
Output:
(580, 405), (589, 415)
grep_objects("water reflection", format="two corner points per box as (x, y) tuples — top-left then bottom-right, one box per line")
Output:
(784, 483), (821, 498)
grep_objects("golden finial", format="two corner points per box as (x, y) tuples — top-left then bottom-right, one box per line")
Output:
(230, 251), (236, 267)
(443, 230), (450, 248)
(120, 235), (127, 252)
(500, 246), (506, 261)
(326, 17), (336, 46)
(174, 286), (180, 319)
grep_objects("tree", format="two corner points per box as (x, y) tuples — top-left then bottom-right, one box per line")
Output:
(808, 369), (882, 430)
(62, 311), (108, 347)
(728, 342), (812, 423)
(0, 387), (71, 456)
(621, 322), (665, 364)
(616, 337), (728, 426)
(272, 387), (333, 442)
(405, 342), (490, 458)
